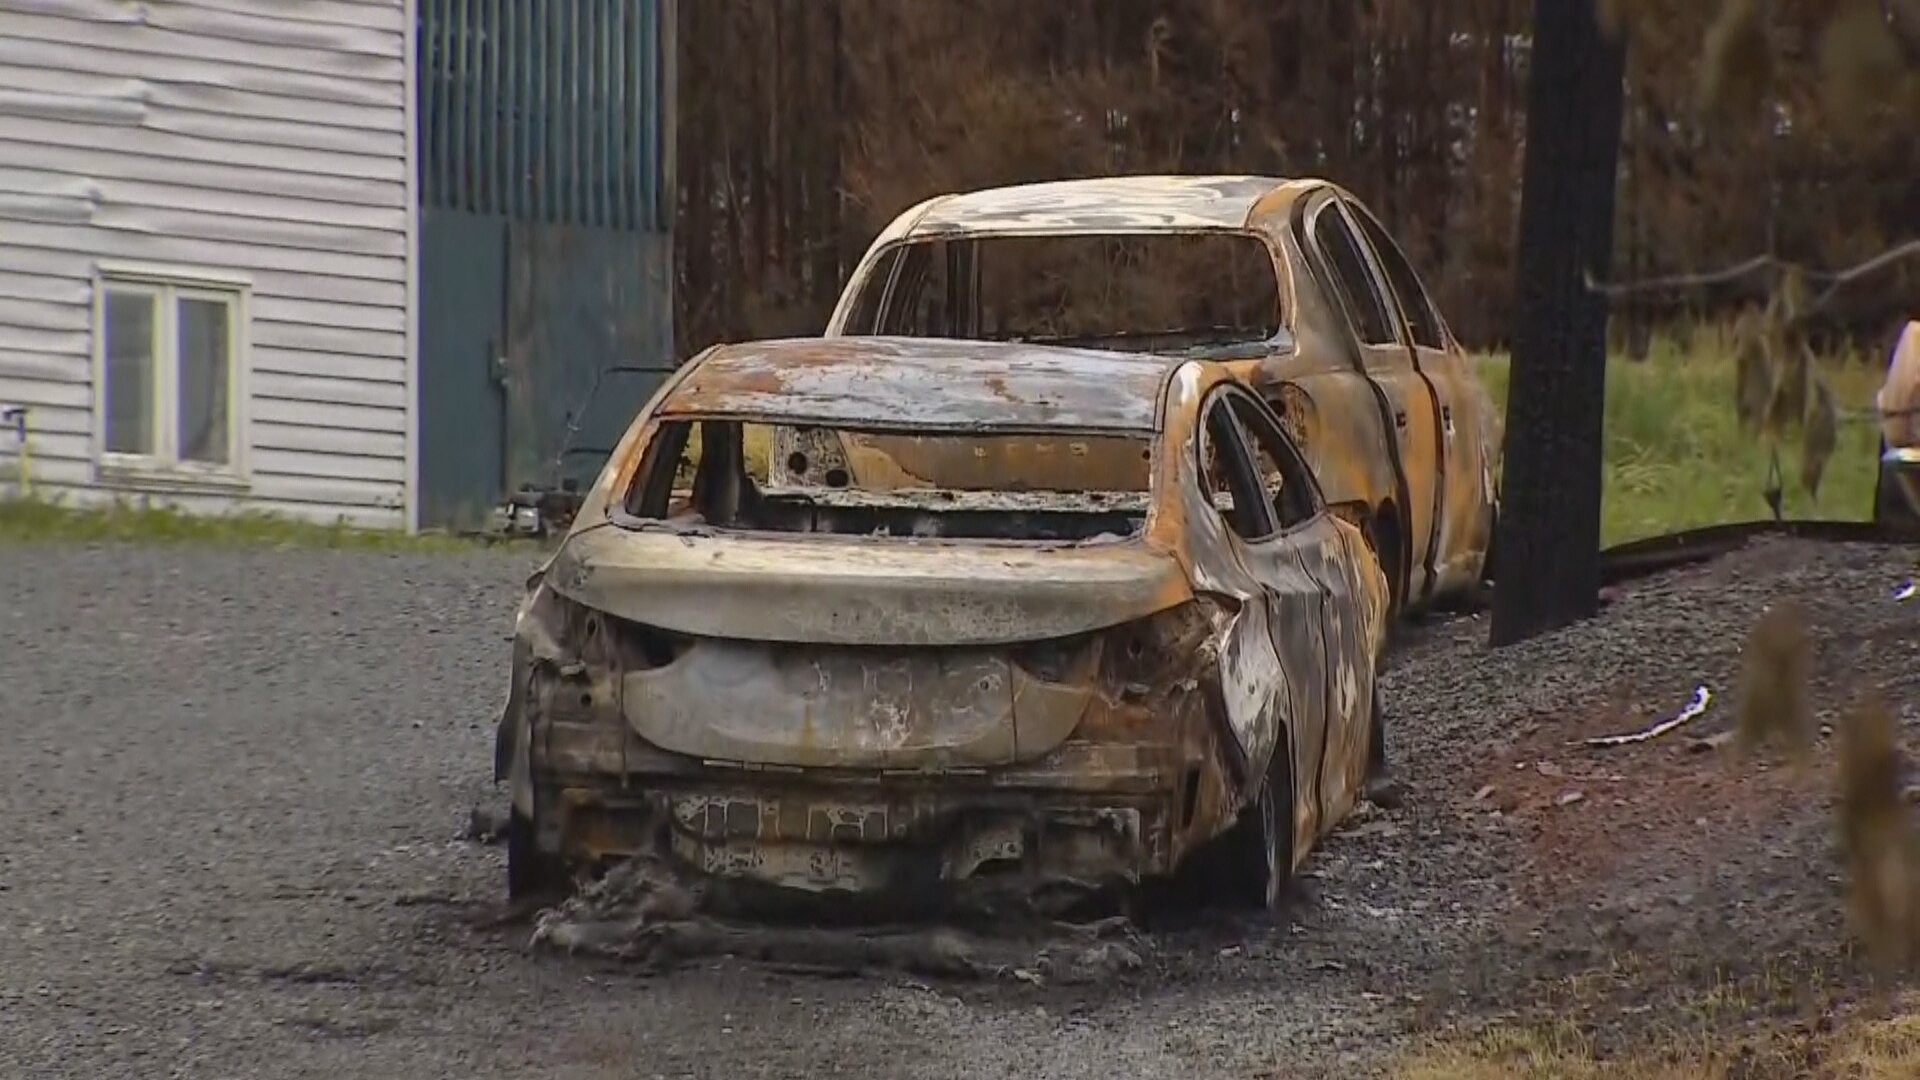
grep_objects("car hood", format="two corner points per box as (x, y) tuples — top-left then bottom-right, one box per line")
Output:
(544, 524), (1193, 647)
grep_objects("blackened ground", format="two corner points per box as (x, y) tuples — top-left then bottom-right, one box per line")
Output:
(1, 538), (1914, 1079)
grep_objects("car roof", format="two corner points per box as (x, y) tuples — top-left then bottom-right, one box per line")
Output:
(905, 175), (1303, 236)
(659, 336), (1180, 434)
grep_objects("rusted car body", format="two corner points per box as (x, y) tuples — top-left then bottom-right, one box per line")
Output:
(495, 338), (1390, 912)
(769, 175), (1500, 613)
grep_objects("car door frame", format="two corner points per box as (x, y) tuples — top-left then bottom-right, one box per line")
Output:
(1339, 197), (1494, 596)
(1296, 190), (1448, 608)
(1191, 382), (1359, 859)
(1227, 387), (1382, 832)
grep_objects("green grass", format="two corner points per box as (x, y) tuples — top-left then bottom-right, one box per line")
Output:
(0, 495), (494, 552)
(1474, 331), (1886, 546)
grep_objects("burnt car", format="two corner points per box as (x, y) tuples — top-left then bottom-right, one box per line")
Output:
(1875, 321), (1920, 526)
(495, 337), (1390, 914)
(771, 175), (1500, 615)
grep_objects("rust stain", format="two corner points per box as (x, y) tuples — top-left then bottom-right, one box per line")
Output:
(657, 337), (1166, 434)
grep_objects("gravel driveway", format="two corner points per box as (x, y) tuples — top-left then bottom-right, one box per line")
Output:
(2, 538), (1913, 1078)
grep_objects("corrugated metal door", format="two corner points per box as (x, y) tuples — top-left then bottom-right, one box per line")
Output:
(418, 210), (508, 530)
(417, 0), (675, 527)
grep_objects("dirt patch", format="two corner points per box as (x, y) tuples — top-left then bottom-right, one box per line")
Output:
(1473, 700), (1824, 912)
(526, 855), (1150, 985)
(1375, 537), (1920, 1067)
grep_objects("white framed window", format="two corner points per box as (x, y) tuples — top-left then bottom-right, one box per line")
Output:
(92, 264), (250, 487)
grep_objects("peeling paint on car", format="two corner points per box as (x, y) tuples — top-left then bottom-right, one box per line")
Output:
(662, 337), (1171, 434)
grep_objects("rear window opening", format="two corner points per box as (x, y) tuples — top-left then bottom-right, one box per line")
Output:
(622, 419), (1152, 543)
(842, 232), (1285, 356)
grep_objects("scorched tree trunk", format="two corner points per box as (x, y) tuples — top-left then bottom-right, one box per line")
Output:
(1489, 0), (1627, 648)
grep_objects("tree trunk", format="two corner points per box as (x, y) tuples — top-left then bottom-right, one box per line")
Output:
(1488, 0), (1626, 648)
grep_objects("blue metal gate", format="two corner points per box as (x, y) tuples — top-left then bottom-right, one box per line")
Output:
(417, 0), (675, 529)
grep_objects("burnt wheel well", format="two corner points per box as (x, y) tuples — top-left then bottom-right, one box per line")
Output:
(1365, 501), (1405, 614)
(1160, 729), (1298, 913)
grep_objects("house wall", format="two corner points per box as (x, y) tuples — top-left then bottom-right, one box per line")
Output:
(0, 0), (415, 528)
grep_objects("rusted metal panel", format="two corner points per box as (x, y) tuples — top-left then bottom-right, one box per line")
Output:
(1295, 520), (1385, 832)
(1157, 368), (1296, 785)
(818, 432), (1152, 496)
(1147, 362), (1389, 863)
(548, 524), (1193, 647)
(621, 640), (1087, 769)
(911, 175), (1283, 235)
(662, 337), (1171, 434)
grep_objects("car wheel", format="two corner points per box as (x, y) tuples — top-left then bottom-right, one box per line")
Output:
(507, 807), (569, 902)
(1176, 746), (1296, 914)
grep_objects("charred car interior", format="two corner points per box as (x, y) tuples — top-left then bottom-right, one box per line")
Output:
(496, 337), (1391, 918)
(629, 420), (1152, 544)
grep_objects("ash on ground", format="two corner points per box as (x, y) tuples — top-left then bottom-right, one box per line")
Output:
(528, 854), (1147, 986)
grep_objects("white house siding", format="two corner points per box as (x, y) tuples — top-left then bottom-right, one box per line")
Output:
(0, 0), (415, 528)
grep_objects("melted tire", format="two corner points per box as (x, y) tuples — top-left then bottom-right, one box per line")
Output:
(1162, 746), (1296, 916)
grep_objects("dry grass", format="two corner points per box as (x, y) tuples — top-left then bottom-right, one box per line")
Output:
(1398, 1024), (1718, 1080)
(1825, 1009), (1920, 1080)
(1398, 996), (1920, 1079)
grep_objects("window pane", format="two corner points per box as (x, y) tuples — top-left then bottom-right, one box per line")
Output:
(882, 234), (1283, 348)
(1313, 210), (1397, 346)
(1230, 395), (1316, 528)
(1353, 208), (1446, 349)
(1201, 401), (1274, 540)
(103, 290), (156, 455)
(177, 297), (231, 464)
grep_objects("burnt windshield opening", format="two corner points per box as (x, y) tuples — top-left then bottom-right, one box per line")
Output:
(622, 419), (1152, 543)
(843, 232), (1287, 357)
